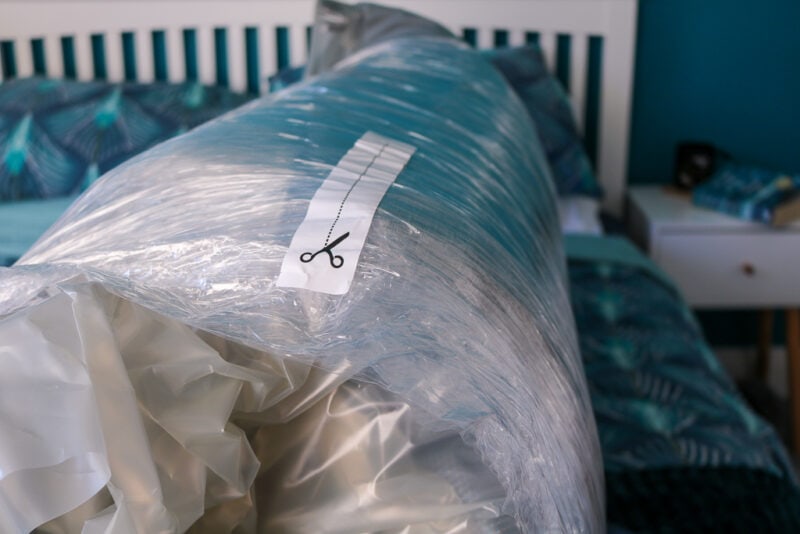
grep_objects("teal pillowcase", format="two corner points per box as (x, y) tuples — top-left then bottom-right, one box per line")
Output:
(268, 65), (305, 93)
(483, 45), (602, 199)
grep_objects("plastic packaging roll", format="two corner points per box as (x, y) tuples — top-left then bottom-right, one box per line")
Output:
(0, 35), (603, 532)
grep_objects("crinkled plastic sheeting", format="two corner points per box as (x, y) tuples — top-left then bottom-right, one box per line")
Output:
(0, 37), (603, 533)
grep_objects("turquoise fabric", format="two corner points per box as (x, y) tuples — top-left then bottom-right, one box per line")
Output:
(483, 45), (601, 198)
(267, 66), (305, 93)
(567, 236), (795, 480)
(0, 196), (75, 265)
(564, 234), (673, 288)
(0, 77), (252, 200)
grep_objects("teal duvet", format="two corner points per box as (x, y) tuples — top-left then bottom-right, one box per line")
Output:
(567, 235), (800, 531)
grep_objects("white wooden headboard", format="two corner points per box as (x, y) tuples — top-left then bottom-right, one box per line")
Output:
(0, 0), (638, 215)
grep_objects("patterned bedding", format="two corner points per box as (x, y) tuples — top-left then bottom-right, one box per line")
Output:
(0, 77), (252, 265)
(0, 77), (252, 200)
(566, 235), (800, 531)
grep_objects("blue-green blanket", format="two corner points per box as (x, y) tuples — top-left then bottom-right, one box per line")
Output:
(567, 235), (800, 531)
(566, 235), (793, 476)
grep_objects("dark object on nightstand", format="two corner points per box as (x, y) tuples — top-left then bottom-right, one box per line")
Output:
(673, 142), (719, 189)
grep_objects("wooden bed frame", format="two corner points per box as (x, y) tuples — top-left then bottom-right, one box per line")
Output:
(0, 0), (638, 215)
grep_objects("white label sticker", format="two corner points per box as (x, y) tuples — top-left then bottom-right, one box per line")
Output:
(276, 132), (416, 295)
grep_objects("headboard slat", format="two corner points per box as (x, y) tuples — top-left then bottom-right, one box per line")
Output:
(245, 27), (260, 94)
(44, 36), (63, 79)
(226, 25), (246, 93)
(90, 34), (106, 80)
(476, 28), (493, 50)
(152, 30), (168, 82)
(275, 27), (289, 70)
(165, 27), (183, 83)
(16, 39), (33, 79)
(0, 42), (11, 81)
(122, 33), (136, 81)
(60, 36), (76, 79)
(597, 0), (637, 215)
(196, 26), (216, 86)
(493, 29), (509, 48)
(290, 25), (308, 68)
(105, 32), (124, 82)
(73, 33), (93, 81)
(538, 31), (557, 72)
(183, 29), (199, 82)
(213, 28), (228, 87)
(31, 39), (47, 76)
(134, 31), (154, 83)
(508, 29), (526, 48)
(259, 24), (278, 91)
(570, 32), (589, 134)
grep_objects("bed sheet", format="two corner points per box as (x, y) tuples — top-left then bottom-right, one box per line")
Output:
(566, 234), (800, 530)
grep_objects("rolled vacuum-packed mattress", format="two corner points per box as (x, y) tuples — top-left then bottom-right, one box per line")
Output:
(0, 27), (603, 534)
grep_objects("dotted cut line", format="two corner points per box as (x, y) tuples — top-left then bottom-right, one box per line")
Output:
(324, 142), (390, 246)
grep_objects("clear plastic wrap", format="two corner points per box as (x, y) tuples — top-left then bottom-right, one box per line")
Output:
(0, 37), (603, 532)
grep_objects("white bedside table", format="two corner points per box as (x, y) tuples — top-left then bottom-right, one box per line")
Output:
(627, 185), (800, 455)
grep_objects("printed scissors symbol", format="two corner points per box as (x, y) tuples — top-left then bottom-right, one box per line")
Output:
(300, 232), (350, 268)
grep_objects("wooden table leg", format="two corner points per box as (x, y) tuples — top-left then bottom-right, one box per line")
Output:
(757, 310), (774, 380)
(787, 309), (800, 458)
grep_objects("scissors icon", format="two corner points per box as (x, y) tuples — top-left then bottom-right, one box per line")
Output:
(300, 232), (350, 268)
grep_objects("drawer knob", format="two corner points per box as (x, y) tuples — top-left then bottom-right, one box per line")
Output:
(742, 263), (756, 276)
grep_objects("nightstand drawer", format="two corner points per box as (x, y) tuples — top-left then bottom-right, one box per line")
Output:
(655, 232), (800, 307)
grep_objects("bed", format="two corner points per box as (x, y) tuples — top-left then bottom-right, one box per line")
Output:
(2, 1), (799, 533)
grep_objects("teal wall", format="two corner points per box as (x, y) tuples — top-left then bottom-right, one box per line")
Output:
(628, 0), (800, 184)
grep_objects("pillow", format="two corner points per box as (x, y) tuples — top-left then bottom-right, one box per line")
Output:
(268, 65), (306, 92)
(557, 196), (603, 235)
(305, 0), (455, 77)
(483, 45), (602, 198)
(0, 77), (251, 201)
